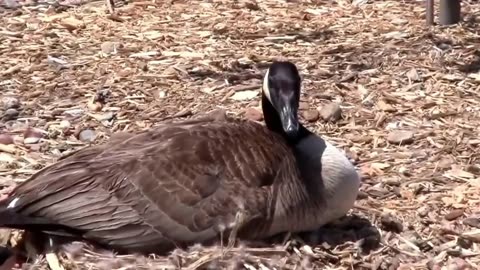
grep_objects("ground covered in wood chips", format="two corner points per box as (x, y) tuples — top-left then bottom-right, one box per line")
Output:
(1, 0), (480, 269)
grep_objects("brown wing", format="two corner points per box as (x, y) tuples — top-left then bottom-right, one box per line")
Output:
(8, 119), (296, 254)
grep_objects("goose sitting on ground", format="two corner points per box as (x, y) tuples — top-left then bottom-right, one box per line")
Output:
(0, 61), (360, 256)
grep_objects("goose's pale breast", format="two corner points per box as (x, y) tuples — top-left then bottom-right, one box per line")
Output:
(267, 135), (360, 235)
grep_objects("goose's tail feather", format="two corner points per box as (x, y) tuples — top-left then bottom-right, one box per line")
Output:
(0, 202), (81, 238)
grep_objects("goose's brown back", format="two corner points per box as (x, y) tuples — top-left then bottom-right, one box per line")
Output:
(5, 118), (300, 254)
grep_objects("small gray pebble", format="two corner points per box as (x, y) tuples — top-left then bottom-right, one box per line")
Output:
(3, 108), (19, 120)
(79, 129), (96, 143)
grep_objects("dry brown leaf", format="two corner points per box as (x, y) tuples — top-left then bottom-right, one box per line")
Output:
(142, 30), (164, 40)
(371, 162), (391, 170)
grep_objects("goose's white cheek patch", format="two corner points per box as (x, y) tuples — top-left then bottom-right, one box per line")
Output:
(262, 68), (272, 102)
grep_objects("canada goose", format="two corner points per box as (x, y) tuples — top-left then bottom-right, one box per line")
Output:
(0, 61), (360, 256)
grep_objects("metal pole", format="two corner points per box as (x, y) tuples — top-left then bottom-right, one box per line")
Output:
(439, 0), (461, 25)
(426, 0), (434, 25)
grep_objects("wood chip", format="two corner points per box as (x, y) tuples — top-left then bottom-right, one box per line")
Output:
(59, 17), (85, 31)
(46, 252), (65, 270)
(230, 90), (258, 101)
(406, 68), (421, 82)
(377, 99), (396, 112)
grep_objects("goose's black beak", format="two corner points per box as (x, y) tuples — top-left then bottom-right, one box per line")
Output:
(278, 99), (300, 139)
(280, 110), (299, 139)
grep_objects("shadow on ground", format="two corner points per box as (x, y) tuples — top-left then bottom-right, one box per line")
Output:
(249, 214), (381, 258)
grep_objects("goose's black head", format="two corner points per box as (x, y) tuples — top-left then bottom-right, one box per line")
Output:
(262, 61), (307, 143)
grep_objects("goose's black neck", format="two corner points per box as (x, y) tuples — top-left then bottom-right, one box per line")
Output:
(262, 94), (310, 145)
